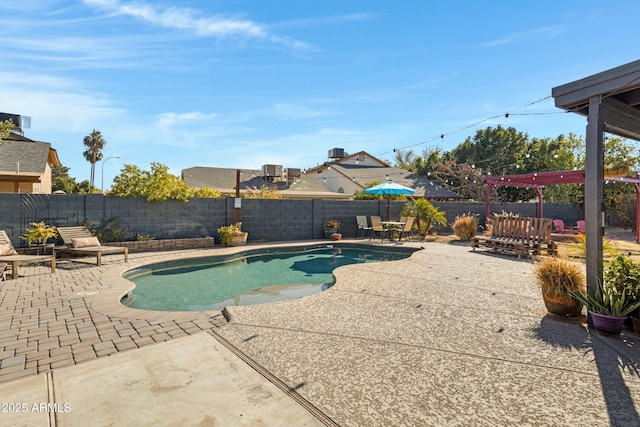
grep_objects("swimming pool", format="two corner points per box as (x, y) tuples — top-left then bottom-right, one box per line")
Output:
(121, 244), (417, 311)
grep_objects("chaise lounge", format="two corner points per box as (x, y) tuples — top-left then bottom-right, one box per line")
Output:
(0, 230), (56, 279)
(56, 226), (128, 266)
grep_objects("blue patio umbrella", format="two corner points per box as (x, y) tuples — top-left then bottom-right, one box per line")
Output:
(363, 181), (415, 220)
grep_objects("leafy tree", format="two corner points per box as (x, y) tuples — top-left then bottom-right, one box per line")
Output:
(109, 162), (221, 202)
(52, 165), (96, 194)
(0, 119), (13, 145)
(82, 129), (106, 188)
(400, 198), (446, 238)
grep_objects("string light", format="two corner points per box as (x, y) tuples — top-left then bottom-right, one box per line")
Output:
(376, 95), (557, 157)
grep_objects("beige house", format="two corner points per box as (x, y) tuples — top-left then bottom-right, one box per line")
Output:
(0, 133), (61, 194)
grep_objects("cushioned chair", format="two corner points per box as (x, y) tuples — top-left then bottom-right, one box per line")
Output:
(0, 230), (56, 279)
(56, 226), (128, 266)
(576, 220), (586, 234)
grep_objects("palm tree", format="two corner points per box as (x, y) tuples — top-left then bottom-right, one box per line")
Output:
(401, 198), (447, 238)
(82, 129), (106, 188)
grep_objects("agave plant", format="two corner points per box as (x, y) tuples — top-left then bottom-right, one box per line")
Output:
(571, 280), (640, 317)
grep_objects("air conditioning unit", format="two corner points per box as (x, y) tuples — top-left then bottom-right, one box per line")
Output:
(328, 148), (345, 159)
(0, 113), (31, 129)
(262, 164), (283, 177)
(284, 168), (301, 179)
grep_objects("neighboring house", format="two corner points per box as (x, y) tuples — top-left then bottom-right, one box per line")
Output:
(0, 133), (61, 194)
(305, 149), (462, 199)
(181, 166), (350, 200)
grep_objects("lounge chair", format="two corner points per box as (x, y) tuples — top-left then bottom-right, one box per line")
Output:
(355, 215), (373, 238)
(576, 220), (586, 234)
(553, 219), (574, 234)
(56, 226), (128, 266)
(0, 230), (56, 279)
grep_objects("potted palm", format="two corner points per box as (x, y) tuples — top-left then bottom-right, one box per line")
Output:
(533, 256), (585, 317)
(217, 222), (248, 247)
(20, 221), (58, 246)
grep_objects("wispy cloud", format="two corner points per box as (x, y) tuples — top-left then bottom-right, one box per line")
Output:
(481, 26), (565, 47)
(83, 0), (308, 48)
(272, 13), (376, 29)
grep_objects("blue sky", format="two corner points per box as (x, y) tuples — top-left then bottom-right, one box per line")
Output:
(1, 1), (638, 188)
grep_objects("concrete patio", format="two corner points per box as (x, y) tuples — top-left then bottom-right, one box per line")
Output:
(0, 240), (638, 426)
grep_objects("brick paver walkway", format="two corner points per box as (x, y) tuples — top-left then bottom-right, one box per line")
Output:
(0, 250), (226, 384)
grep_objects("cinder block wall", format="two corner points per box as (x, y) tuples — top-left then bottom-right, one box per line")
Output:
(0, 193), (583, 246)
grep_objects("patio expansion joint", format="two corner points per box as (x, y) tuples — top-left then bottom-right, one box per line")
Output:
(205, 328), (339, 427)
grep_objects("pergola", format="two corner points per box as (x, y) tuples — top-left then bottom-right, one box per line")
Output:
(552, 60), (640, 295)
(484, 169), (640, 242)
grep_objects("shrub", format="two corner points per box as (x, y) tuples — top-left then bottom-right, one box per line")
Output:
(217, 222), (244, 247)
(452, 213), (478, 241)
(534, 256), (585, 295)
(604, 254), (640, 303)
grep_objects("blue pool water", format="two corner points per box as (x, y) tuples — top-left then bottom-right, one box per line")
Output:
(122, 244), (416, 311)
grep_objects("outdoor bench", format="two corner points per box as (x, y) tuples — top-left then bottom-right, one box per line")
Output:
(471, 215), (558, 258)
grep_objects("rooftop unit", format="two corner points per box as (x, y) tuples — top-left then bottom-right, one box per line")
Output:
(328, 148), (345, 159)
(261, 164), (283, 181)
(0, 113), (31, 133)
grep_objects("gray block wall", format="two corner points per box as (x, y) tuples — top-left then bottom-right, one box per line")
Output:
(0, 193), (583, 247)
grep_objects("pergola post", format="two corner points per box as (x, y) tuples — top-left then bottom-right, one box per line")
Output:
(585, 96), (605, 296)
(535, 187), (544, 218)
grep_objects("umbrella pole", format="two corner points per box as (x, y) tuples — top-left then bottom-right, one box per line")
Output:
(386, 195), (390, 221)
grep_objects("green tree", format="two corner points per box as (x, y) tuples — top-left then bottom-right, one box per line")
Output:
(0, 119), (14, 145)
(82, 129), (106, 188)
(109, 162), (222, 202)
(52, 165), (96, 194)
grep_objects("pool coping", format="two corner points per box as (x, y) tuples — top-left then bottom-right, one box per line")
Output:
(91, 239), (420, 323)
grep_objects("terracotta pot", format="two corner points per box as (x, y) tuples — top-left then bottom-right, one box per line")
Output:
(330, 233), (342, 241)
(589, 311), (627, 335)
(542, 292), (583, 317)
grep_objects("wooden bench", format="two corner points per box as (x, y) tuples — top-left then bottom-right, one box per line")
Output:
(56, 226), (128, 266)
(471, 215), (557, 257)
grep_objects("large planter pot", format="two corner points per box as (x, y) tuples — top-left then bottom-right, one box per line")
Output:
(542, 292), (583, 317)
(589, 311), (627, 335)
(231, 232), (248, 246)
(324, 229), (338, 239)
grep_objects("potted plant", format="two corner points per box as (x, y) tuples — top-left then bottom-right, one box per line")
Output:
(323, 219), (341, 239)
(533, 256), (585, 317)
(571, 280), (640, 335)
(217, 222), (248, 247)
(604, 254), (640, 334)
(20, 221), (58, 246)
